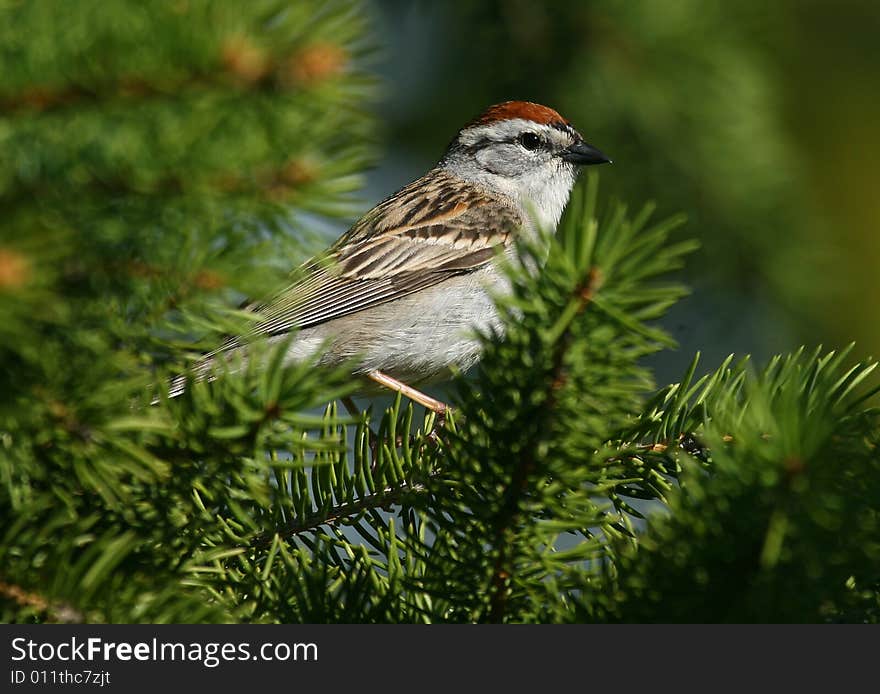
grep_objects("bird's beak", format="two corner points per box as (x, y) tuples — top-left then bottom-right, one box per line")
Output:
(560, 141), (612, 166)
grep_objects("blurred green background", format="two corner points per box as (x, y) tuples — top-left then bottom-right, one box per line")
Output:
(368, 0), (880, 382)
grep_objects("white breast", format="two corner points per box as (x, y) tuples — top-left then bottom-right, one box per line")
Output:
(287, 265), (507, 385)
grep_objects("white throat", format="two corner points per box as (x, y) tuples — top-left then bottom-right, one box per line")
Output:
(512, 165), (577, 232)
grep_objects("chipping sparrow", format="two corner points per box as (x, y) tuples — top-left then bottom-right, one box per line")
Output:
(170, 101), (610, 411)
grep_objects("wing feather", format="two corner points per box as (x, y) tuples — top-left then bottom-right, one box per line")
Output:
(226, 169), (521, 346)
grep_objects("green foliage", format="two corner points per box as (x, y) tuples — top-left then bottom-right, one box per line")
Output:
(0, 0), (379, 623)
(593, 347), (880, 622)
(2, 1), (879, 625)
(0, 0), (375, 204)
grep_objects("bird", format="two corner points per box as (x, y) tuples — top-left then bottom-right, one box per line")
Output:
(168, 101), (610, 413)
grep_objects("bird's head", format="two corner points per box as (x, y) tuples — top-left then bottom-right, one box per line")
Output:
(441, 101), (610, 230)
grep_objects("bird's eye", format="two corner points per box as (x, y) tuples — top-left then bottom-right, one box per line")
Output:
(519, 132), (541, 151)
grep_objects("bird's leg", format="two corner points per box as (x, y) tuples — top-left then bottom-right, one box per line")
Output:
(366, 370), (450, 438)
(367, 371), (449, 415)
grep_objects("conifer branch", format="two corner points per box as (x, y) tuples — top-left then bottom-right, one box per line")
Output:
(250, 476), (435, 550)
(487, 266), (602, 623)
(0, 39), (348, 114)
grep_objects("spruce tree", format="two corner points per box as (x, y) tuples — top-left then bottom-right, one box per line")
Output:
(2, 1), (878, 624)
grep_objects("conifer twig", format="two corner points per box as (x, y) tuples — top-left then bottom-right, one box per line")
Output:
(487, 267), (602, 623)
(250, 475), (437, 550)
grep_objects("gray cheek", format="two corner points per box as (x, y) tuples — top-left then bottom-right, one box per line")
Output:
(476, 143), (530, 176)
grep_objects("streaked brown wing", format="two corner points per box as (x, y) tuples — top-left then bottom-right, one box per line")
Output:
(247, 174), (521, 338)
